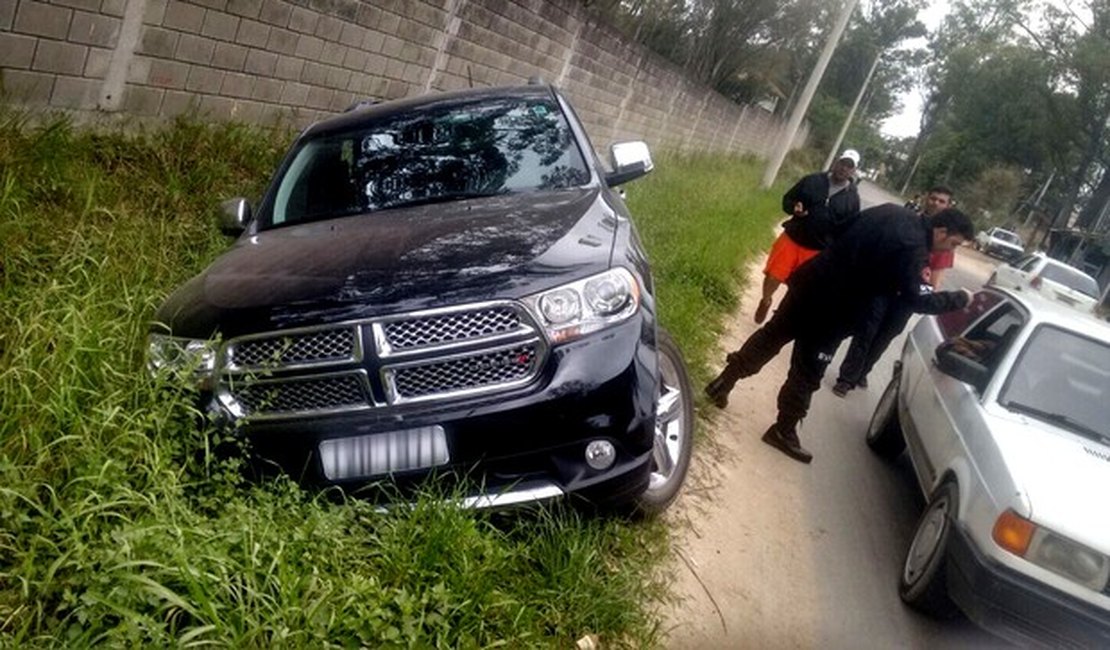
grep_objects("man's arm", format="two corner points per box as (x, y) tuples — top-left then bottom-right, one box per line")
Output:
(901, 246), (970, 314)
(782, 177), (807, 215)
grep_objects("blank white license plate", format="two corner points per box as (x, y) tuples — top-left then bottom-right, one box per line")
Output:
(319, 425), (449, 481)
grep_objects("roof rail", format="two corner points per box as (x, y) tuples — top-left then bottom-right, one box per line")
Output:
(344, 98), (380, 112)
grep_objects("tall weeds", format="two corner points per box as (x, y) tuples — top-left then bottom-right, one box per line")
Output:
(0, 113), (786, 647)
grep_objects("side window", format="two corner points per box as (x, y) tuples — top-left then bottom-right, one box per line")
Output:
(958, 303), (1026, 374)
(937, 289), (1004, 338)
(1018, 256), (1040, 273)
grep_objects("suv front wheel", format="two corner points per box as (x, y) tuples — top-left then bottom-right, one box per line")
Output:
(633, 328), (694, 515)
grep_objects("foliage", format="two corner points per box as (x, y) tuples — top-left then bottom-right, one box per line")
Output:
(0, 113), (789, 646)
(591, 0), (834, 105)
(897, 0), (1110, 239)
(957, 164), (1025, 230)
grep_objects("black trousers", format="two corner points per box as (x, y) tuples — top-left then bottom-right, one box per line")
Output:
(838, 294), (913, 386)
(725, 288), (849, 431)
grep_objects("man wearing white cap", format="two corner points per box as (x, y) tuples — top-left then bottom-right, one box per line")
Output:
(752, 149), (862, 324)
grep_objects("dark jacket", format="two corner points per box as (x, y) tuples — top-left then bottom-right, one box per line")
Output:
(789, 203), (969, 324)
(780, 172), (861, 250)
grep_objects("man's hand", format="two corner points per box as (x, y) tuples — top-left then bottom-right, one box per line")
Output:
(793, 201), (808, 217)
(960, 287), (974, 305)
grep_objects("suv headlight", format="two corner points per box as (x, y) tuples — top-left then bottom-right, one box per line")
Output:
(993, 510), (1110, 591)
(522, 268), (641, 343)
(147, 333), (218, 387)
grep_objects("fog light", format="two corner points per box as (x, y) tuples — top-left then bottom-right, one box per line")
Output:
(585, 440), (616, 470)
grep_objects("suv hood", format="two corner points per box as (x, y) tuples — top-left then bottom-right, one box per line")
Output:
(990, 410), (1110, 554)
(156, 188), (619, 337)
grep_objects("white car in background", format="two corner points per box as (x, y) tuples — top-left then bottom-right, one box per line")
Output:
(867, 287), (1110, 647)
(988, 252), (1101, 313)
(975, 227), (1025, 261)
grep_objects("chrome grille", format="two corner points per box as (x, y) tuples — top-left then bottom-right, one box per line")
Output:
(383, 307), (523, 350)
(230, 374), (368, 416)
(391, 344), (538, 399)
(229, 327), (356, 369)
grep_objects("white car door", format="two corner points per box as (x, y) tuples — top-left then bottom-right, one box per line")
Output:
(904, 293), (1027, 491)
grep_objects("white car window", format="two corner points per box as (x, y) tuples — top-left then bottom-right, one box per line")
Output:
(959, 303), (1025, 374)
(1040, 262), (1100, 298)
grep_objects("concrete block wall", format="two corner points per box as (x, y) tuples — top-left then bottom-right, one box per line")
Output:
(0, 0), (806, 157)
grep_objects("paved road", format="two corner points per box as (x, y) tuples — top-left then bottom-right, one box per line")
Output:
(666, 181), (1010, 648)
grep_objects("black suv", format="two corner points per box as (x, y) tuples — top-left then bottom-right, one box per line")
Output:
(149, 85), (693, 513)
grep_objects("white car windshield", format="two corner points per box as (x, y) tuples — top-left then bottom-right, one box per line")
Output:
(994, 229), (1022, 245)
(1000, 325), (1110, 442)
(1041, 263), (1100, 298)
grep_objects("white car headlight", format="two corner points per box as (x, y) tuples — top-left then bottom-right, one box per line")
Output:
(1027, 528), (1110, 591)
(523, 268), (641, 343)
(147, 333), (218, 385)
(993, 510), (1110, 591)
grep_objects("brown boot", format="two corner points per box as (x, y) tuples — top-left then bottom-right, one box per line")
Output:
(761, 424), (813, 464)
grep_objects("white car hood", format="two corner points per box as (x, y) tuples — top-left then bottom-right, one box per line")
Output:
(989, 408), (1110, 554)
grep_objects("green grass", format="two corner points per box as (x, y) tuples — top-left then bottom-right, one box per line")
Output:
(0, 113), (788, 647)
(626, 152), (788, 381)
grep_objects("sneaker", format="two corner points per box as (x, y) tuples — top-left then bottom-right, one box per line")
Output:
(857, 377), (869, 389)
(754, 297), (772, 324)
(832, 380), (853, 398)
(761, 424), (813, 464)
(704, 377), (731, 409)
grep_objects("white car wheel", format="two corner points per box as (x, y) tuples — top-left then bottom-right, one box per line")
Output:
(866, 374), (905, 460)
(899, 482), (959, 617)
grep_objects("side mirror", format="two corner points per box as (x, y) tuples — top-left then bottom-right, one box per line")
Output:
(935, 342), (989, 392)
(605, 141), (653, 187)
(220, 198), (251, 236)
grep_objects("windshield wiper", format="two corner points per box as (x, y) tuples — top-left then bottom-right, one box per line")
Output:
(376, 190), (509, 211)
(1002, 401), (1109, 443)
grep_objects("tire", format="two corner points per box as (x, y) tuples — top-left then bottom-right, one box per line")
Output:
(899, 482), (959, 617)
(866, 374), (906, 460)
(632, 328), (694, 516)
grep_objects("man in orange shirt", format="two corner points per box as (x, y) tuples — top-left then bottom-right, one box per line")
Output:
(753, 150), (862, 323)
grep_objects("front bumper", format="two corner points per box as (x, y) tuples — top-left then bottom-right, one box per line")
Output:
(983, 243), (1023, 260)
(215, 317), (659, 507)
(946, 526), (1110, 648)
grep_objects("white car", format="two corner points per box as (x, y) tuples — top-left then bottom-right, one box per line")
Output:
(989, 252), (1101, 313)
(867, 287), (1110, 647)
(975, 227), (1025, 261)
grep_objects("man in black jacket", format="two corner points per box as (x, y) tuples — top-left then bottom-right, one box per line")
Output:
(833, 185), (956, 397)
(754, 150), (862, 323)
(704, 205), (975, 464)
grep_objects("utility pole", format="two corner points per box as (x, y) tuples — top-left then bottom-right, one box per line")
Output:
(823, 52), (881, 171)
(1021, 171), (1055, 229)
(899, 149), (924, 195)
(761, 0), (859, 188)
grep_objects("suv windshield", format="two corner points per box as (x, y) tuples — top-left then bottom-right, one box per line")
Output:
(1041, 262), (1100, 297)
(1000, 325), (1110, 442)
(264, 96), (591, 228)
(994, 229), (1022, 245)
